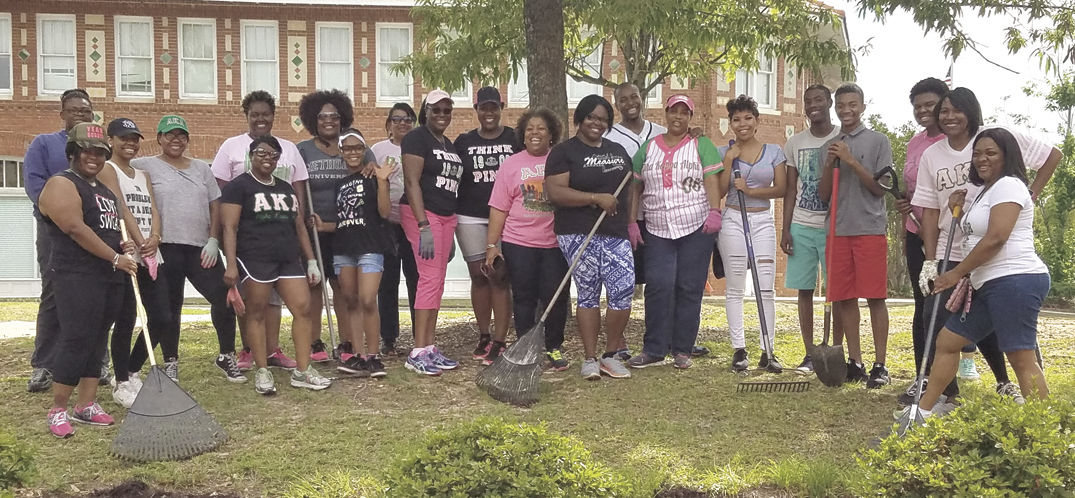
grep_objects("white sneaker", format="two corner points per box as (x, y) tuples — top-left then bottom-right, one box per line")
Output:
(112, 380), (140, 409)
(128, 371), (143, 390)
(290, 365), (332, 391)
(255, 367), (276, 396)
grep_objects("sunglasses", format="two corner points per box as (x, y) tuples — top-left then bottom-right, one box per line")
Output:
(428, 107), (453, 116)
(252, 148), (281, 160)
(390, 116), (415, 124)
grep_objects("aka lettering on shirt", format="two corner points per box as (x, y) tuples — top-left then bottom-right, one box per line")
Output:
(251, 192), (299, 221)
(935, 160), (971, 190)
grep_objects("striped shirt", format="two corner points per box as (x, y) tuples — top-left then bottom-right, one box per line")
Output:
(632, 135), (723, 239)
(605, 120), (667, 157)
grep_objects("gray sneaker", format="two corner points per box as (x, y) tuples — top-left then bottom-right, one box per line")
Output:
(673, 353), (692, 369)
(254, 367), (276, 395)
(599, 356), (631, 379)
(290, 365), (332, 391)
(162, 360), (178, 382)
(996, 382), (1026, 405)
(27, 368), (52, 393)
(581, 358), (601, 381)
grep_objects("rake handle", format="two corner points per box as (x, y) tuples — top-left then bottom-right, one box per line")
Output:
(304, 180), (338, 350)
(731, 161), (774, 357)
(121, 220), (156, 368)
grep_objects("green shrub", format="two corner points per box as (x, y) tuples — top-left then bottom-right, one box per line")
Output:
(0, 430), (32, 490)
(857, 397), (1075, 497)
(383, 417), (630, 497)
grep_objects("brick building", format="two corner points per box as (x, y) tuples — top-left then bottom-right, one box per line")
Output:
(0, 0), (849, 296)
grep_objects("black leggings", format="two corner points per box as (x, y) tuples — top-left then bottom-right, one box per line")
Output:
(502, 241), (569, 351)
(118, 263), (176, 377)
(379, 224), (419, 346)
(159, 243), (237, 356)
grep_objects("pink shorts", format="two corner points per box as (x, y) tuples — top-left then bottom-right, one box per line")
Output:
(828, 234), (887, 301)
(400, 208), (457, 310)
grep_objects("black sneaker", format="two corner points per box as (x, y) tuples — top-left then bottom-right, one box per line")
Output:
(215, 352), (248, 383)
(333, 341), (354, 361)
(337, 355), (369, 377)
(866, 363), (890, 389)
(846, 360), (868, 384)
(380, 341), (399, 356)
(691, 345), (710, 357)
(482, 341), (506, 366)
(626, 353), (666, 369)
(731, 348), (749, 372)
(794, 355), (813, 374)
(613, 348), (633, 362)
(27, 368), (52, 393)
(898, 377), (927, 405)
(367, 356), (387, 378)
(473, 334), (492, 360)
(759, 352), (783, 373)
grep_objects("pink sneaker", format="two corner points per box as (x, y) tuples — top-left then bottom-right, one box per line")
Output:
(339, 352), (355, 363)
(310, 340), (331, 363)
(237, 349), (254, 371)
(48, 407), (74, 438)
(267, 348), (298, 369)
(71, 402), (114, 426)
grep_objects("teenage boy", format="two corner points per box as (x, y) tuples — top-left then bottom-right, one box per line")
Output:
(781, 85), (841, 373)
(818, 83), (894, 388)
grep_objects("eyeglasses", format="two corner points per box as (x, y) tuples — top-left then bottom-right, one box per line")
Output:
(318, 112), (340, 121)
(585, 113), (609, 124)
(162, 132), (189, 143)
(340, 145), (366, 154)
(390, 116), (415, 124)
(428, 107), (453, 116)
(252, 148), (281, 160)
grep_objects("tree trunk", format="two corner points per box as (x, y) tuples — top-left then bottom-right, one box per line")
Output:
(523, 0), (569, 139)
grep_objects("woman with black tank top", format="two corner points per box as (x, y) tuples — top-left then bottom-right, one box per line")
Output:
(38, 122), (138, 438)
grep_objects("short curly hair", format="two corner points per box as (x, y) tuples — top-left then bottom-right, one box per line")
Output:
(241, 90), (276, 115)
(726, 94), (759, 118)
(298, 89), (355, 136)
(515, 107), (563, 150)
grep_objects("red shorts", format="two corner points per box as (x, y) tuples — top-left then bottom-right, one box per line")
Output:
(828, 234), (887, 301)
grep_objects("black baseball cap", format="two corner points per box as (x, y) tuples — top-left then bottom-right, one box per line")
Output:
(107, 117), (144, 138)
(474, 86), (503, 107)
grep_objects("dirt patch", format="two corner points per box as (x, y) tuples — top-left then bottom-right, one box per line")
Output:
(41, 480), (240, 498)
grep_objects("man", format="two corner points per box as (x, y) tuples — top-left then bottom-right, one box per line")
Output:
(780, 85), (841, 373)
(24, 89), (111, 392)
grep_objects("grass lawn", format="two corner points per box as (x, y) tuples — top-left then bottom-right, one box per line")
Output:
(2, 299), (1073, 497)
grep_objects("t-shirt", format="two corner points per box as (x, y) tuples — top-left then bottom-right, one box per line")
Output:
(132, 156), (220, 247)
(369, 139), (406, 224)
(720, 143), (787, 211)
(546, 137), (632, 238)
(107, 161), (162, 263)
(911, 126), (1051, 260)
(296, 138), (377, 222)
(785, 126), (841, 229)
(454, 127), (517, 219)
(334, 172), (393, 257)
(822, 124), (893, 236)
(902, 130), (946, 234)
(632, 135), (723, 239)
(604, 120), (667, 157)
(488, 150), (557, 248)
(400, 126), (464, 217)
(219, 173), (301, 263)
(961, 176), (1048, 288)
(211, 133), (309, 184)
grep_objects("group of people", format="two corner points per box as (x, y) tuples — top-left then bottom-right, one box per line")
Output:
(24, 75), (1057, 438)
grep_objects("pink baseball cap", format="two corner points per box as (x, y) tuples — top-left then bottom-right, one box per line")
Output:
(426, 89), (454, 106)
(665, 94), (695, 113)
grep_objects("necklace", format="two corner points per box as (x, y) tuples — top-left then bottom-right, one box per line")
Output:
(251, 172), (276, 186)
(426, 126), (448, 151)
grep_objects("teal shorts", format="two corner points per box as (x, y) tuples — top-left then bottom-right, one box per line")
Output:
(784, 223), (827, 290)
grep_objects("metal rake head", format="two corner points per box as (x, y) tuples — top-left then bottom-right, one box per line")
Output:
(736, 380), (811, 393)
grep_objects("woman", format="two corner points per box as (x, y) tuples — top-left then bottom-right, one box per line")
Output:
(907, 128), (1052, 421)
(399, 89), (464, 376)
(38, 122), (138, 438)
(97, 118), (171, 408)
(220, 135), (332, 395)
(310, 129), (394, 377)
(131, 116), (244, 383)
(718, 95), (787, 373)
(370, 103), (419, 355)
(485, 108), (570, 370)
(625, 95), (724, 370)
(545, 94), (634, 381)
(912, 87), (1060, 403)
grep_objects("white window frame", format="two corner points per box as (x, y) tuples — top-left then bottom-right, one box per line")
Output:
(567, 38), (602, 104)
(507, 61), (529, 107)
(645, 75), (664, 109)
(315, 21), (353, 97)
(240, 20), (279, 97)
(177, 18), (217, 100)
(735, 53), (776, 109)
(0, 14), (12, 98)
(113, 16), (154, 98)
(375, 22), (413, 106)
(36, 14), (77, 96)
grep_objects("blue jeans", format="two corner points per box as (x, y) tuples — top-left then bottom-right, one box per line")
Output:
(641, 226), (716, 357)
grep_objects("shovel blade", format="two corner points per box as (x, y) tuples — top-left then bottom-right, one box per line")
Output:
(812, 343), (847, 387)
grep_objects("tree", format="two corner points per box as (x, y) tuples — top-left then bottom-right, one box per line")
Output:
(867, 114), (917, 296)
(523, 0), (569, 135)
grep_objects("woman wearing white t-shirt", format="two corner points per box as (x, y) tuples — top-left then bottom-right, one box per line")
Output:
(906, 128), (1052, 421)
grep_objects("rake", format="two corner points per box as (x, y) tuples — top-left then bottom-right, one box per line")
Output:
(737, 380), (811, 393)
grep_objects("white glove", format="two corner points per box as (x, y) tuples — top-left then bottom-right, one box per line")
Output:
(200, 237), (220, 268)
(307, 259), (322, 285)
(919, 259), (938, 295)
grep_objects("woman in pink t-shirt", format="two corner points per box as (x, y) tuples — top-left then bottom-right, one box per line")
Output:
(484, 108), (570, 371)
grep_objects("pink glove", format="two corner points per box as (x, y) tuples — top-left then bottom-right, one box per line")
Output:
(701, 208), (722, 234)
(227, 286), (246, 317)
(143, 254), (159, 281)
(627, 222), (644, 250)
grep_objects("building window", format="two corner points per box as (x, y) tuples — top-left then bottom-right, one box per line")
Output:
(1, 158), (22, 188)
(507, 62), (529, 107)
(178, 18), (216, 99)
(735, 53), (776, 108)
(241, 20), (279, 96)
(37, 14), (76, 95)
(567, 42), (602, 104)
(316, 22), (352, 96)
(114, 16), (153, 97)
(376, 23), (412, 104)
(645, 75), (663, 109)
(0, 14), (11, 96)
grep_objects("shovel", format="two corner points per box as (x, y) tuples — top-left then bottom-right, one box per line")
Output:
(813, 160), (846, 387)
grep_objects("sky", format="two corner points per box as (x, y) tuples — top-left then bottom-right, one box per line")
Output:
(829, 0), (1068, 143)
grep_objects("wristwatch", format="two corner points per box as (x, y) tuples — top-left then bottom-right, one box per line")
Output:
(486, 243), (497, 249)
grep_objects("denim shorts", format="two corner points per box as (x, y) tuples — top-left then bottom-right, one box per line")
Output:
(945, 272), (1050, 352)
(333, 253), (385, 275)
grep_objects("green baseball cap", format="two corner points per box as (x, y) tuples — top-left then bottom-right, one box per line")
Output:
(157, 114), (189, 134)
(67, 122), (111, 153)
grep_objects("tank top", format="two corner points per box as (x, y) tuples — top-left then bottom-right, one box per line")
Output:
(44, 170), (124, 281)
(108, 161), (163, 263)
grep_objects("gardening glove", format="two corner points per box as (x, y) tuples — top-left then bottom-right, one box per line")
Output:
(307, 259), (322, 285)
(701, 208), (722, 234)
(919, 259), (938, 295)
(143, 253), (159, 280)
(200, 237), (220, 268)
(227, 286), (246, 316)
(419, 226), (435, 260)
(627, 222), (644, 250)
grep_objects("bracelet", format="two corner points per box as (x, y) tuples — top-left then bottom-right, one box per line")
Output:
(486, 243), (497, 249)
(149, 233), (161, 241)
(417, 220), (430, 229)
(112, 253), (121, 271)
(590, 193), (595, 206)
